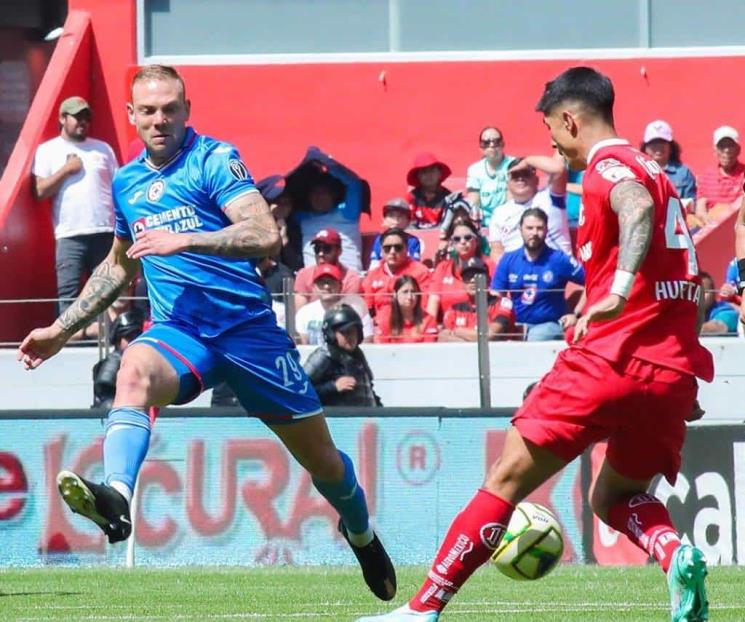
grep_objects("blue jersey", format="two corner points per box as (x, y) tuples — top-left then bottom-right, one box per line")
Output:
(113, 128), (269, 336)
(491, 246), (585, 325)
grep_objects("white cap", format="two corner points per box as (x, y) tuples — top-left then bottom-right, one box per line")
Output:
(713, 125), (740, 146)
(643, 120), (673, 143)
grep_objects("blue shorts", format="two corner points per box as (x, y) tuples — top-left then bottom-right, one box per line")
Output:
(132, 314), (323, 423)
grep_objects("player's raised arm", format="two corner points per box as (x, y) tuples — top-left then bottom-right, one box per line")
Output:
(17, 237), (139, 369)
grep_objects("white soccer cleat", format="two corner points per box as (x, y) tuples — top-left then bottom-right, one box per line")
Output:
(355, 604), (440, 622)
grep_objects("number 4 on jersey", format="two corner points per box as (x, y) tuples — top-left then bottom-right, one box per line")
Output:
(664, 197), (699, 276)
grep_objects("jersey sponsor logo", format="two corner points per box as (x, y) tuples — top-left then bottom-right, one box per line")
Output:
(595, 158), (622, 172)
(435, 534), (474, 575)
(214, 145), (232, 154)
(598, 163), (636, 184)
(521, 284), (537, 304)
(147, 179), (165, 202)
(654, 279), (702, 304)
(132, 205), (205, 234)
(578, 203), (585, 227)
(480, 522), (506, 550)
(128, 190), (144, 205)
(579, 241), (593, 261)
(228, 159), (249, 181)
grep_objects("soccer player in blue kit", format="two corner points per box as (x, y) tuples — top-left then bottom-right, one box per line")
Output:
(17, 64), (396, 601)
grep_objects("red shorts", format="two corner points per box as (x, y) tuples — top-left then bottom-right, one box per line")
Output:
(513, 347), (697, 483)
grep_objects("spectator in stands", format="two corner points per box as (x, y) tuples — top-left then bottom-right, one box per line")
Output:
(721, 257), (742, 305)
(296, 170), (364, 271)
(91, 309), (145, 409)
(466, 127), (516, 227)
(489, 156), (572, 266)
(257, 174), (303, 272)
(640, 120), (696, 206)
(695, 126), (745, 222)
(427, 217), (495, 320)
(362, 228), (432, 317)
(407, 152), (452, 228)
(296, 263), (372, 345)
(566, 168), (584, 228)
(699, 271), (739, 335)
(439, 257), (515, 342)
(368, 198), (422, 269)
(491, 208), (585, 341)
(32, 96), (119, 320)
(374, 275), (438, 344)
(304, 304), (382, 407)
(294, 228), (362, 310)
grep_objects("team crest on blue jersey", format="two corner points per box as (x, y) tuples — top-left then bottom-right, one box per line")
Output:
(542, 270), (554, 283)
(228, 159), (249, 181)
(148, 179), (166, 202)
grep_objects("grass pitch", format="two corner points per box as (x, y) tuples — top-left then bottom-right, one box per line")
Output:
(1, 565), (743, 621)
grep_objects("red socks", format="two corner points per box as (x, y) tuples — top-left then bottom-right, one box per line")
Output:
(606, 492), (682, 573)
(410, 489), (514, 613)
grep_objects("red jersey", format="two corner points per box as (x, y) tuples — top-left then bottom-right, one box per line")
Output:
(576, 139), (713, 381)
(407, 187), (451, 227)
(430, 257), (496, 316)
(362, 258), (432, 314)
(374, 308), (439, 343)
(443, 296), (515, 332)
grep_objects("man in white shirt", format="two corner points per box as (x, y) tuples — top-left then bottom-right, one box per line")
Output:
(295, 263), (373, 345)
(488, 156), (572, 265)
(32, 96), (119, 316)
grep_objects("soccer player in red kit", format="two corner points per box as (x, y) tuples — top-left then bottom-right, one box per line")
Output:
(356, 66), (712, 622)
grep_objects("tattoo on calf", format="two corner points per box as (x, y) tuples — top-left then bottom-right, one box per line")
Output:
(610, 181), (654, 274)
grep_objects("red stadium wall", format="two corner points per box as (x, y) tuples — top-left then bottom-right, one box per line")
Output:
(0, 0), (741, 341)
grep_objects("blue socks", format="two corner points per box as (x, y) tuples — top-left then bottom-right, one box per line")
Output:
(103, 407), (151, 503)
(313, 451), (371, 539)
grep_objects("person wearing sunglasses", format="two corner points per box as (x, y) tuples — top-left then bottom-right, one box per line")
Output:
(427, 218), (494, 321)
(465, 126), (516, 228)
(362, 227), (431, 318)
(293, 227), (362, 311)
(488, 155), (572, 266)
(368, 198), (423, 270)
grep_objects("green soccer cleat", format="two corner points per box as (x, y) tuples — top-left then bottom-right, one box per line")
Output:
(355, 604), (439, 622)
(668, 544), (709, 622)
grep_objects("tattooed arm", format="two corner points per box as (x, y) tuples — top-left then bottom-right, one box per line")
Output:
(573, 181), (654, 342)
(126, 191), (281, 260)
(17, 238), (139, 369)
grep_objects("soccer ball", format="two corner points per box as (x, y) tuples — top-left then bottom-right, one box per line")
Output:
(491, 502), (564, 581)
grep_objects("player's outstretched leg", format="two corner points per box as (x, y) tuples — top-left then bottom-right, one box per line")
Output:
(667, 544), (709, 622)
(313, 450), (396, 601)
(354, 428), (565, 622)
(270, 416), (396, 601)
(58, 406), (151, 543)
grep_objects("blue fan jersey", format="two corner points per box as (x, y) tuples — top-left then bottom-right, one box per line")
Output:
(113, 128), (269, 336)
(491, 246), (585, 325)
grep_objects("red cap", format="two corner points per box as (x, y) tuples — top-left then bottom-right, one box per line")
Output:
(312, 228), (342, 246)
(312, 263), (343, 283)
(406, 152), (452, 187)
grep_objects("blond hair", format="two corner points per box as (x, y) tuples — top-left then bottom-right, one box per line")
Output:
(131, 64), (186, 100)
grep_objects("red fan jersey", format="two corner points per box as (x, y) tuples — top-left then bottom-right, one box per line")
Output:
(575, 138), (714, 381)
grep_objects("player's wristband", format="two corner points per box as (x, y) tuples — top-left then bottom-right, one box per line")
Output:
(737, 258), (745, 295)
(610, 270), (635, 299)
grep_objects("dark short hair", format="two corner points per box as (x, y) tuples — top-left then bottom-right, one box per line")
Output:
(535, 66), (615, 126)
(380, 227), (409, 245)
(520, 207), (548, 226)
